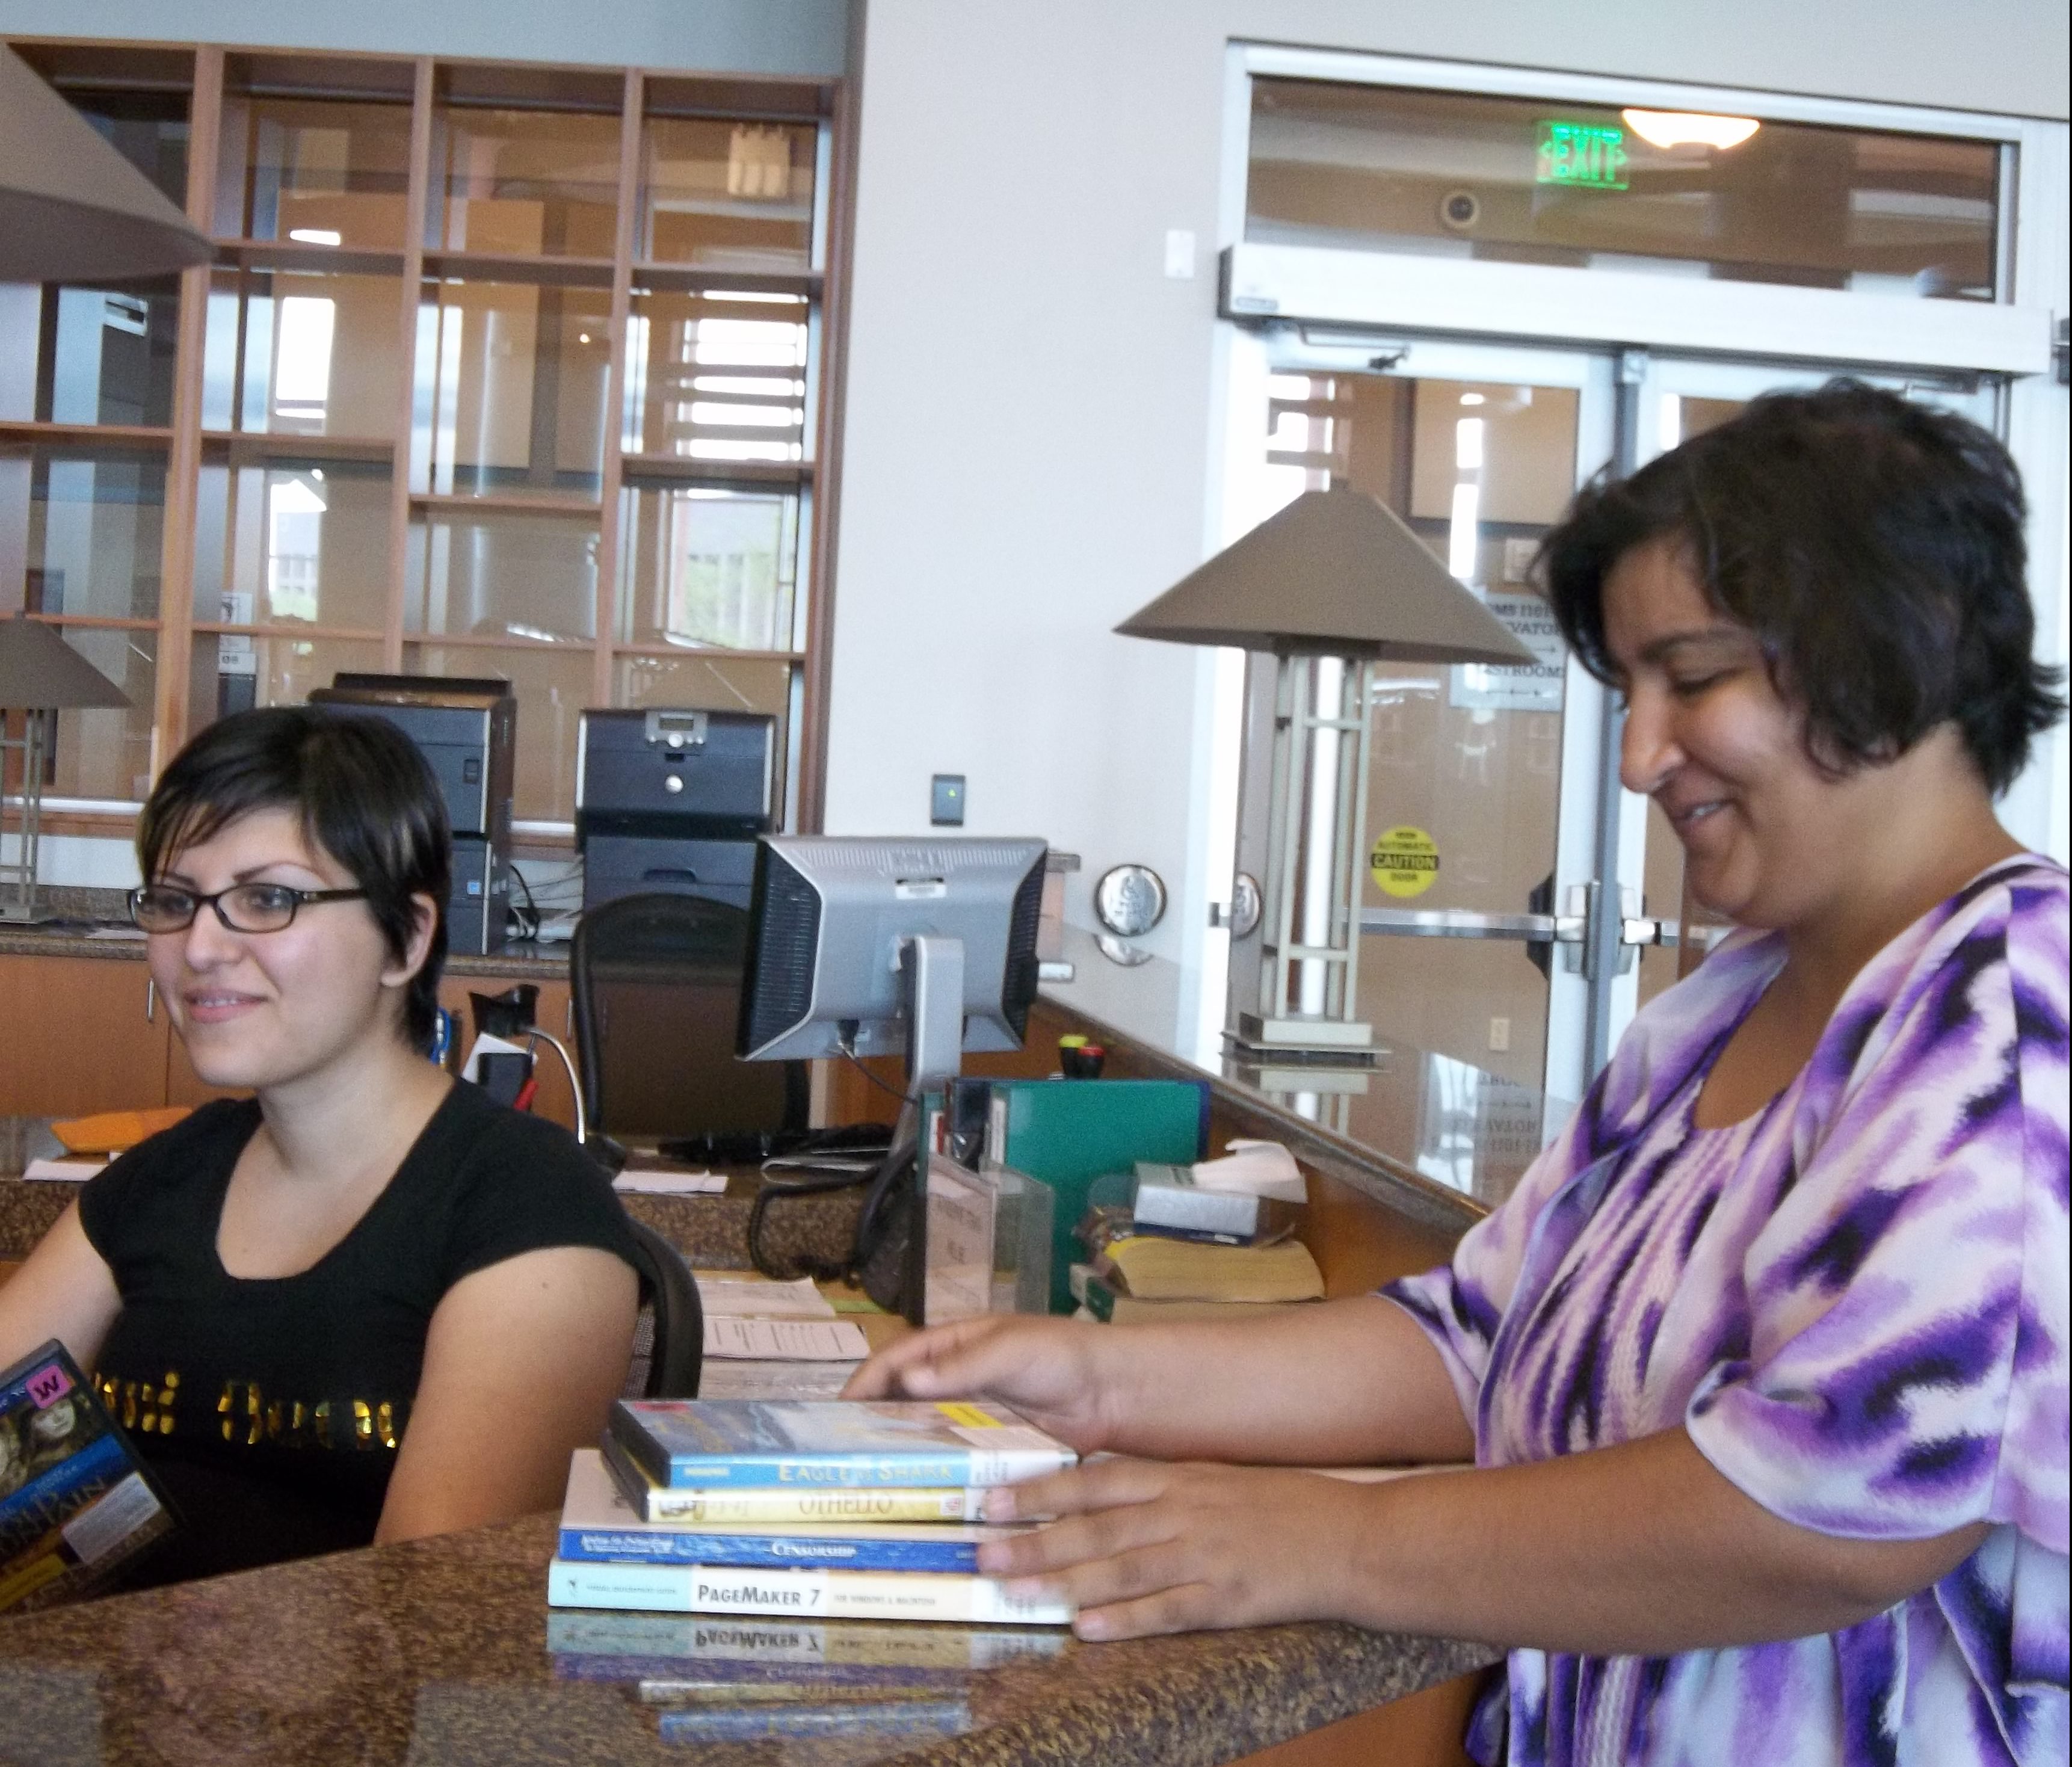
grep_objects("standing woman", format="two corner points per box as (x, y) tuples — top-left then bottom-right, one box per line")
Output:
(0, 708), (640, 1588)
(848, 383), (2067, 1765)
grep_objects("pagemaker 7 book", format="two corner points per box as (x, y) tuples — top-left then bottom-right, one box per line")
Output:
(0, 1340), (176, 1612)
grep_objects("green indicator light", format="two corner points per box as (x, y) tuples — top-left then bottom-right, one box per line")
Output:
(1536, 120), (1629, 190)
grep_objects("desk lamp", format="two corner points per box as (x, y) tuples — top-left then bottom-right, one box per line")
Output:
(0, 614), (132, 924)
(1116, 483), (1534, 1056)
(0, 47), (212, 282)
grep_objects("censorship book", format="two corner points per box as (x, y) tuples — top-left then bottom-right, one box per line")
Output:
(561, 1449), (1033, 1574)
(0, 1340), (175, 1612)
(600, 1430), (988, 1525)
(608, 1398), (1075, 1491)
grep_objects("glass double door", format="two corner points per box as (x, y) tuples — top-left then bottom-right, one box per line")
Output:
(1222, 335), (2000, 1112)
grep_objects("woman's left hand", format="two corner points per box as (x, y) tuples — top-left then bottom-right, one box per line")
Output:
(976, 1458), (1374, 1641)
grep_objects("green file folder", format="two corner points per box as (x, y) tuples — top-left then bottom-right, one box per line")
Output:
(965, 1078), (1210, 1314)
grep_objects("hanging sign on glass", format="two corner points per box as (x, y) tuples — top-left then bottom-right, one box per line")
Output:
(1449, 591), (1567, 712)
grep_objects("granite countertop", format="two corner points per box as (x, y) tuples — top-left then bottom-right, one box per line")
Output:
(0, 1508), (1494, 1766)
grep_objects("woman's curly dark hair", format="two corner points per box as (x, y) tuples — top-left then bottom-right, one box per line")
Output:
(1541, 378), (2064, 794)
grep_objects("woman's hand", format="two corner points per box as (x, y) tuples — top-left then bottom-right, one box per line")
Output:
(840, 1314), (1118, 1454)
(976, 1458), (1374, 1641)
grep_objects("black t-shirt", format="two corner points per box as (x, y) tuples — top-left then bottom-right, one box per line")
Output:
(77, 1081), (639, 1587)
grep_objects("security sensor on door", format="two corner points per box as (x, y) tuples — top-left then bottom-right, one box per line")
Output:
(931, 774), (966, 826)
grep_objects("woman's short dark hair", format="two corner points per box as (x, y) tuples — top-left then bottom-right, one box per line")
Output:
(1542, 378), (2064, 794)
(137, 706), (451, 1052)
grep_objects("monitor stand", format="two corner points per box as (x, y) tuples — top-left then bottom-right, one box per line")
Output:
(898, 934), (964, 1096)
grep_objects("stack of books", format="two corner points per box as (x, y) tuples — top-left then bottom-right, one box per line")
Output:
(548, 1399), (1079, 1627)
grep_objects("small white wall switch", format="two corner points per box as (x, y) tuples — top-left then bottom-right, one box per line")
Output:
(1488, 1016), (1511, 1053)
(1164, 229), (1197, 279)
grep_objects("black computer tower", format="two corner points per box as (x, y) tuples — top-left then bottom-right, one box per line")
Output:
(576, 708), (777, 912)
(310, 674), (517, 955)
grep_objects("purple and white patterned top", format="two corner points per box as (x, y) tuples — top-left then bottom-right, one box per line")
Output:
(1386, 856), (2068, 1766)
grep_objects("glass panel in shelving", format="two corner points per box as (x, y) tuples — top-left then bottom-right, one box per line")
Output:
(187, 632), (383, 736)
(1247, 78), (2002, 300)
(614, 651), (794, 824)
(214, 96), (412, 250)
(43, 624), (157, 803)
(60, 85), (191, 208)
(0, 280), (180, 428)
(615, 483), (800, 650)
(623, 289), (807, 462)
(431, 109), (620, 257)
(641, 118), (816, 269)
(202, 270), (402, 438)
(405, 506), (597, 644)
(413, 280), (611, 499)
(194, 457), (392, 630)
(4, 445), (167, 620)
(405, 642), (591, 822)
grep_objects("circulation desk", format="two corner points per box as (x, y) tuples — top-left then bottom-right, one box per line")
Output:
(0, 907), (1551, 1764)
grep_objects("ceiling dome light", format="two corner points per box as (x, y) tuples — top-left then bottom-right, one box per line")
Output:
(1621, 109), (1761, 151)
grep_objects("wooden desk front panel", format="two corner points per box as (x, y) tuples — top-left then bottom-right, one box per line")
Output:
(0, 955), (170, 1116)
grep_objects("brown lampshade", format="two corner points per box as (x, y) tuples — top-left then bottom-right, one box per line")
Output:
(0, 48), (213, 284)
(1117, 483), (1538, 665)
(0, 613), (132, 710)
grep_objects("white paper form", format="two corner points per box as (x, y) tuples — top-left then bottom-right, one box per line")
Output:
(693, 1275), (837, 1319)
(613, 1168), (727, 1195)
(701, 1316), (870, 1361)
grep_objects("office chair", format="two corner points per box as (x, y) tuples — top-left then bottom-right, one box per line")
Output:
(571, 892), (808, 1143)
(621, 1217), (703, 1399)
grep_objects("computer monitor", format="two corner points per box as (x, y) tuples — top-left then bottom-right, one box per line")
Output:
(736, 835), (1047, 1093)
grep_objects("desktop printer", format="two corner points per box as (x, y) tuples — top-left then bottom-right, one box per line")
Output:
(576, 708), (776, 912)
(310, 673), (516, 955)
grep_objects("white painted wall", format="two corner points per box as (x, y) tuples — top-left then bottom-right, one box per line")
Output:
(826, 0), (2071, 970)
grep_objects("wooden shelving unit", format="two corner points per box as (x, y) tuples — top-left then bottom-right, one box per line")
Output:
(1, 35), (848, 835)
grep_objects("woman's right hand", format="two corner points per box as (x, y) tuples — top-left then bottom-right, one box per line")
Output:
(840, 1314), (1118, 1454)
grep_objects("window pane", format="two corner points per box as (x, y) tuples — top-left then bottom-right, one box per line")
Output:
(202, 270), (404, 439)
(614, 652), (793, 827)
(1247, 79), (2000, 300)
(214, 96), (412, 249)
(187, 633), (384, 736)
(405, 643), (591, 822)
(623, 289), (807, 461)
(8, 445), (167, 620)
(405, 507), (596, 643)
(44, 624), (156, 803)
(66, 86), (191, 208)
(413, 280), (611, 499)
(0, 282), (182, 428)
(433, 109), (620, 257)
(615, 484), (798, 650)
(641, 119), (816, 270)
(195, 458), (392, 629)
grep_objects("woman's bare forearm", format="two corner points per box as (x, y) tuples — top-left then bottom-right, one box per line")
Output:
(1083, 1296), (1475, 1464)
(1334, 1428), (1987, 1653)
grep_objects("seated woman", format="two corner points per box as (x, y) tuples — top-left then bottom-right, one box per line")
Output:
(0, 708), (640, 1587)
(849, 383), (2067, 1765)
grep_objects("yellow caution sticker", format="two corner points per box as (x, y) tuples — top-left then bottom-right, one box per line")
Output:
(1369, 826), (1440, 899)
(935, 1402), (1003, 1428)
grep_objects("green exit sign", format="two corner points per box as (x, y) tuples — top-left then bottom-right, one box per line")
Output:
(1537, 120), (1629, 190)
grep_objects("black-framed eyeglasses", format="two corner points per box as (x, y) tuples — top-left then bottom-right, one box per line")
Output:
(129, 883), (369, 936)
